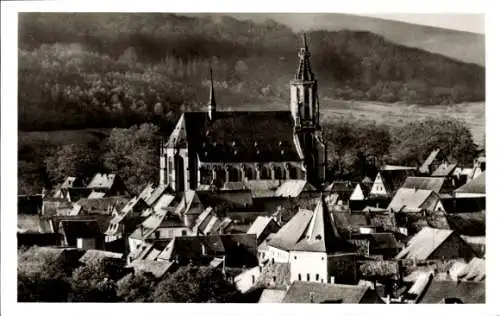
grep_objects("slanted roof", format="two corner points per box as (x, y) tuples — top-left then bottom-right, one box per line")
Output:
(130, 207), (170, 240)
(352, 233), (400, 251)
(258, 289), (287, 303)
(275, 180), (316, 197)
(387, 188), (437, 212)
(419, 280), (485, 303)
(128, 259), (175, 278)
(87, 191), (106, 199)
(170, 111), (302, 162)
(18, 215), (53, 233)
(245, 180), (281, 198)
(282, 281), (375, 303)
(145, 184), (170, 206)
(419, 148), (443, 174)
(324, 181), (357, 200)
(268, 209), (313, 251)
(455, 257), (485, 282)
(381, 165), (417, 171)
(79, 249), (123, 265)
(402, 177), (446, 193)
(75, 197), (128, 215)
(455, 172), (485, 195)
(431, 163), (457, 177)
(61, 176), (83, 188)
(87, 173), (117, 190)
(378, 169), (416, 194)
(247, 216), (278, 241)
(395, 227), (454, 260)
(292, 198), (354, 253)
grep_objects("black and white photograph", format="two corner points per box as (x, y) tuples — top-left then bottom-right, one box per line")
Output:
(1, 1), (497, 313)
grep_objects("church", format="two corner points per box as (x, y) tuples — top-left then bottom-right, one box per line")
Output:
(160, 35), (326, 192)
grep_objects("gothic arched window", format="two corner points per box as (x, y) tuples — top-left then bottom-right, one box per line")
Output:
(227, 165), (241, 182)
(244, 165), (256, 180)
(260, 165), (272, 180)
(274, 165), (285, 180)
(288, 165), (297, 179)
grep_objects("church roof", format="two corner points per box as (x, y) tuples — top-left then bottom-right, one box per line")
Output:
(167, 110), (301, 163)
(292, 197), (355, 253)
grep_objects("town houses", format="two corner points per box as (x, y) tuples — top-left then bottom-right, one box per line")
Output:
(17, 35), (486, 304)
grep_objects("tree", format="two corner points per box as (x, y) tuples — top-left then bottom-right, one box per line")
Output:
(116, 272), (158, 302)
(17, 247), (72, 302)
(152, 265), (240, 303)
(69, 258), (119, 302)
(45, 143), (100, 184)
(103, 123), (160, 194)
(390, 117), (477, 166)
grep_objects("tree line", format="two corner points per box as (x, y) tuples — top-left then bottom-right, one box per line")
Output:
(18, 13), (484, 131)
(18, 117), (477, 196)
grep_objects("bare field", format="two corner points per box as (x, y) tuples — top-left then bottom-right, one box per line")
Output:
(227, 99), (485, 145)
(19, 101), (485, 147)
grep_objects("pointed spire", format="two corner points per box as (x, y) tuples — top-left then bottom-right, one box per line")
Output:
(208, 66), (216, 120)
(295, 33), (314, 81)
(293, 194), (354, 253)
(303, 33), (309, 53)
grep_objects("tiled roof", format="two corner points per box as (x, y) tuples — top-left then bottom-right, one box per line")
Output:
(275, 180), (316, 198)
(378, 169), (416, 195)
(431, 163), (457, 177)
(387, 188), (436, 212)
(128, 259), (175, 278)
(75, 197), (128, 215)
(87, 191), (106, 199)
(395, 227), (454, 260)
(87, 173), (116, 189)
(455, 257), (485, 282)
(130, 207), (169, 240)
(247, 216), (278, 241)
(419, 280), (485, 303)
(168, 111), (302, 163)
(381, 165), (417, 171)
(245, 180), (281, 198)
(79, 249), (123, 265)
(419, 148), (442, 174)
(145, 184), (170, 206)
(18, 215), (53, 233)
(324, 181), (357, 200)
(292, 199), (355, 253)
(455, 172), (485, 195)
(258, 289), (287, 303)
(402, 177), (446, 193)
(281, 281), (373, 303)
(267, 209), (313, 251)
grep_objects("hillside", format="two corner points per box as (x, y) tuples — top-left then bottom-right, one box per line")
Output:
(18, 13), (485, 131)
(221, 13), (484, 65)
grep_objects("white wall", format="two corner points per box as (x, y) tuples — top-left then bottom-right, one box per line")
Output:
(370, 173), (387, 196)
(157, 227), (191, 239)
(234, 266), (261, 293)
(289, 251), (328, 283)
(350, 184), (365, 201)
(267, 246), (290, 264)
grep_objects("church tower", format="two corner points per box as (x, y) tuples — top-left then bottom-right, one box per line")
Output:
(290, 34), (326, 185)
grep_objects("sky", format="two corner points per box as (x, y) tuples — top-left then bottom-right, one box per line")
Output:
(361, 14), (484, 34)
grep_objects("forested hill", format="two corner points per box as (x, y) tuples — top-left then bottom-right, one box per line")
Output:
(19, 13), (485, 131)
